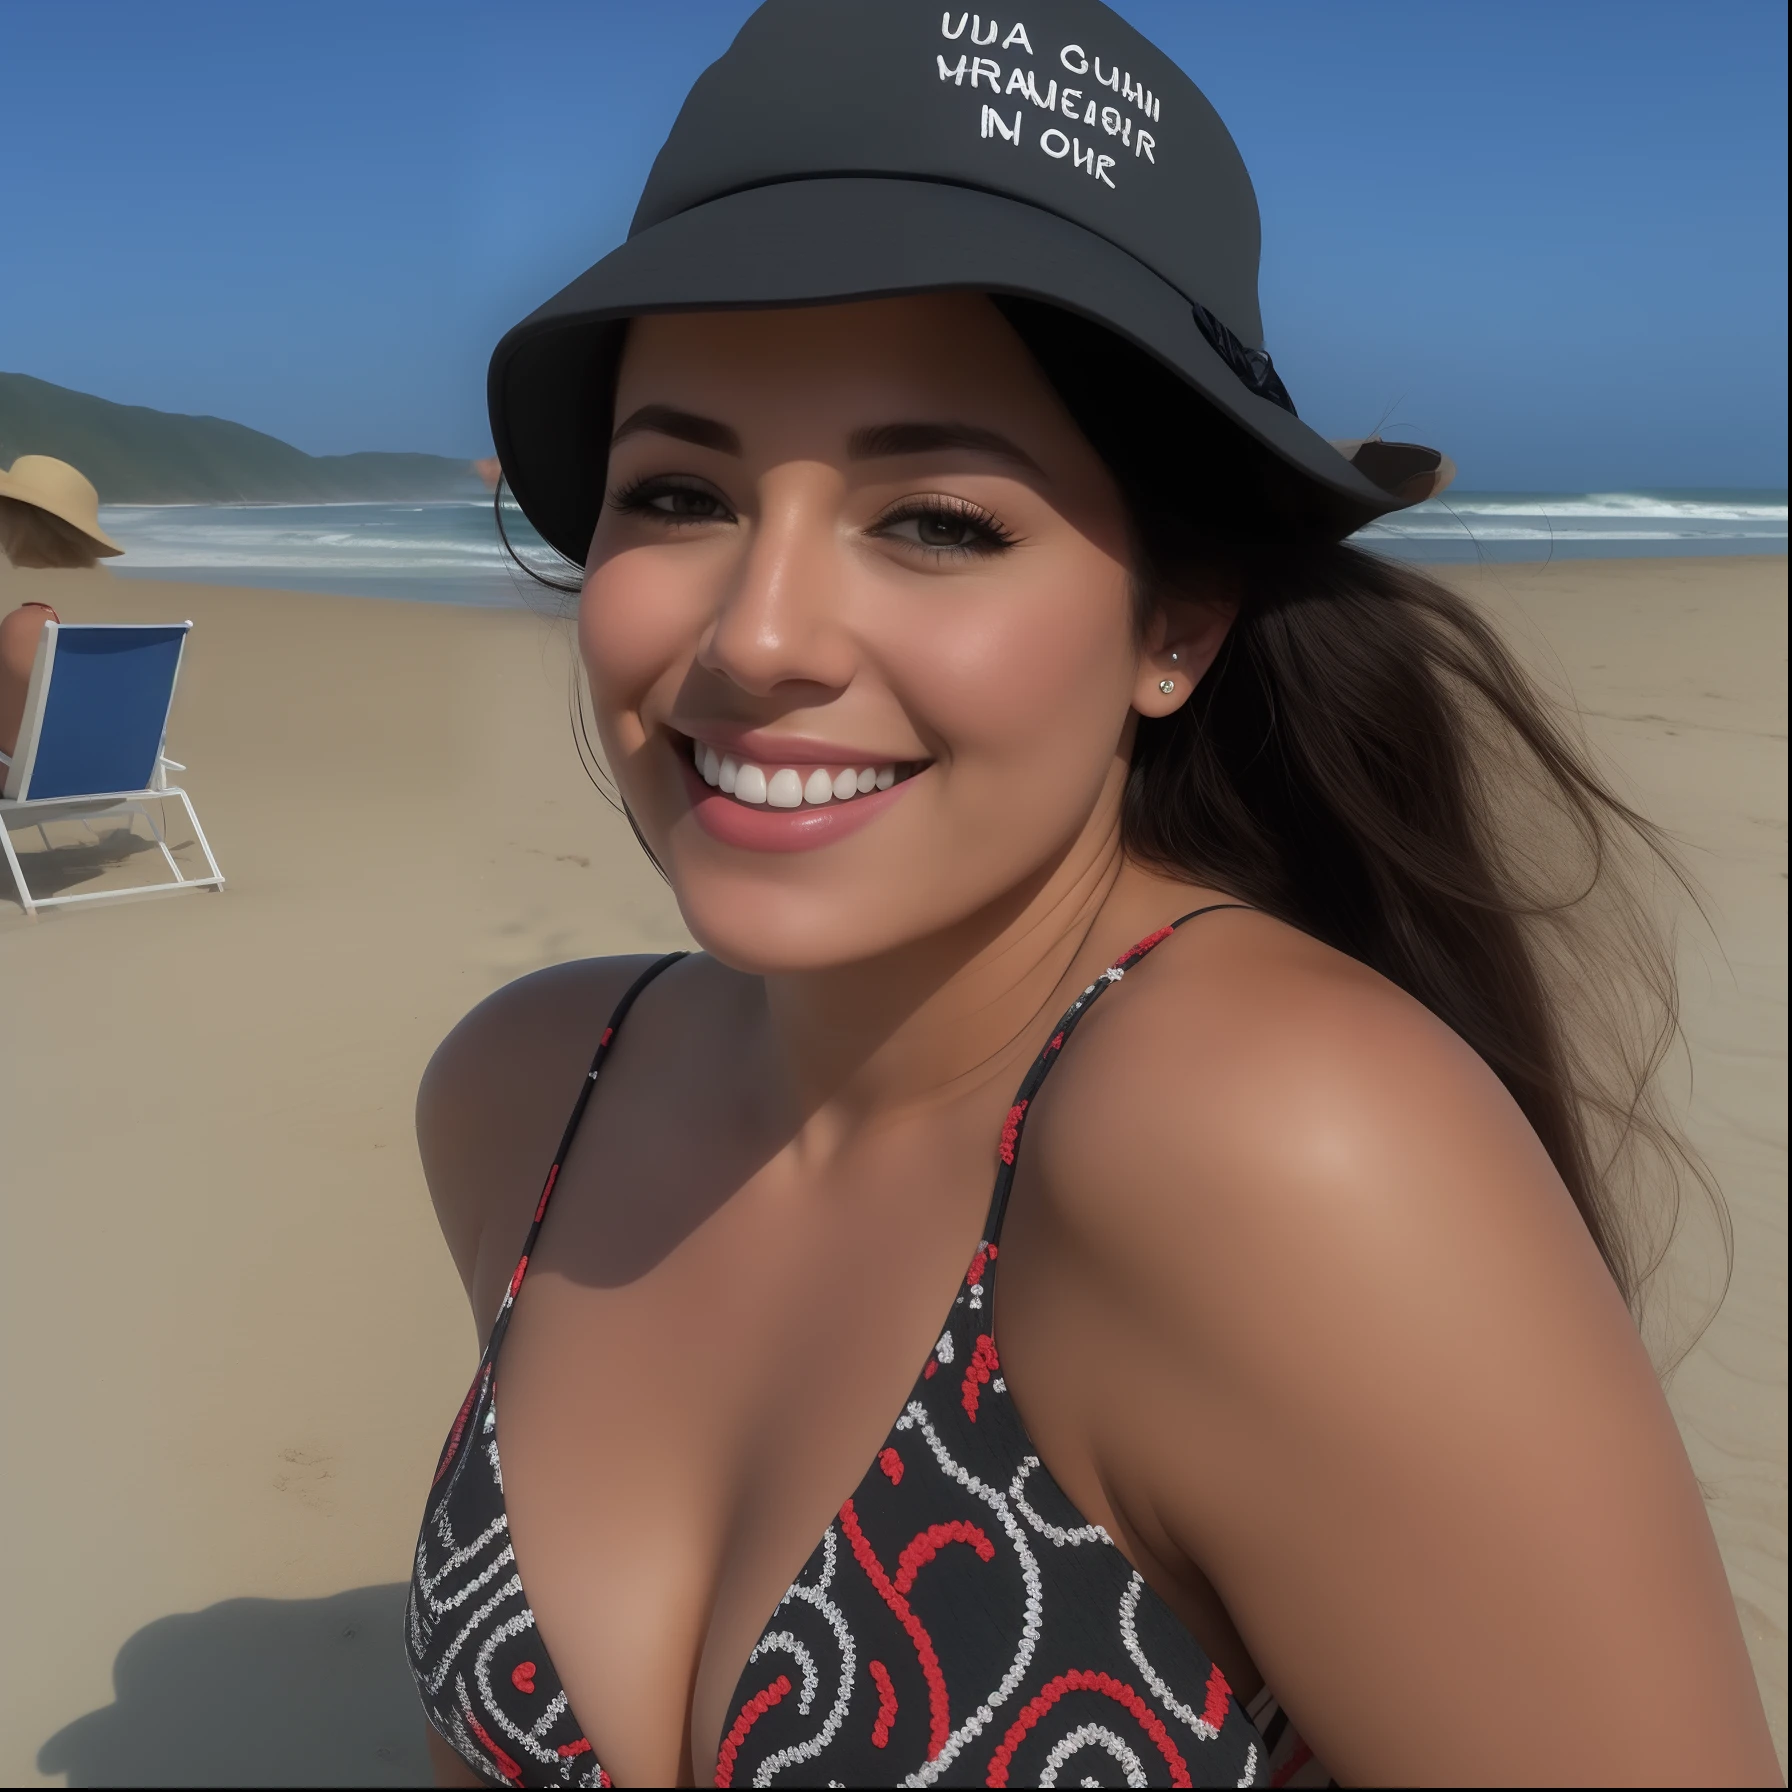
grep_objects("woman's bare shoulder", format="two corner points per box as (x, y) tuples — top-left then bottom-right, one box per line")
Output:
(416, 954), (675, 1316)
(1026, 899), (1625, 1483)
(1038, 904), (1564, 1274)
(1021, 911), (1777, 1782)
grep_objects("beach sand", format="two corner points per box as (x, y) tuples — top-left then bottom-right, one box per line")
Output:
(1, 555), (1783, 1785)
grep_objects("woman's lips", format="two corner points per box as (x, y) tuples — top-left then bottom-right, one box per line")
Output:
(675, 739), (924, 853)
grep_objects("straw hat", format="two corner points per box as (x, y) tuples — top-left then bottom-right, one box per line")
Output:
(0, 455), (123, 555)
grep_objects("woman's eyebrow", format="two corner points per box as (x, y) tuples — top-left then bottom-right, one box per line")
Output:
(848, 421), (1045, 477)
(610, 404), (742, 453)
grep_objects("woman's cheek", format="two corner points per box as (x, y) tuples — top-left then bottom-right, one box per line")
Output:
(878, 573), (1132, 786)
(578, 556), (683, 758)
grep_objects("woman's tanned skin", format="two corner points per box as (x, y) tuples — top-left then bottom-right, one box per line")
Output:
(420, 294), (1779, 1787)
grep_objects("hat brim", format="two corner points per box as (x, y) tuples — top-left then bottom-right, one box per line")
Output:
(0, 472), (124, 556)
(490, 176), (1428, 564)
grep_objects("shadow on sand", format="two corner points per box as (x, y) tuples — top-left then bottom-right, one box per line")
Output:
(37, 1583), (432, 1788)
(1, 812), (191, 907)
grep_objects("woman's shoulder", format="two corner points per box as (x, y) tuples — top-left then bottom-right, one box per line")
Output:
(1051, 901), (1498, 1130)
(416, 953), (682, 1314)
(423, 952), (677, 1081)
(1030, 903), (1590, 1313)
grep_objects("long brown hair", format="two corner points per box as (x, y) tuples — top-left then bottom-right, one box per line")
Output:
(998, 297), (1721, 1332)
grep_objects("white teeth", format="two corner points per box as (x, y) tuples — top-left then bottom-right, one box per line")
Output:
(689, 742), (913, 809)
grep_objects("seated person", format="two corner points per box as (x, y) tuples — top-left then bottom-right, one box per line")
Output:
(0, 601), (58, 760)
(0, 455), (123, 759)
(0, 455), (121, 570)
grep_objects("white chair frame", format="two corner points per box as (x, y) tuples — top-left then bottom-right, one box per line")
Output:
(0, 618), (225, 919)
(0, 750), (225, 918)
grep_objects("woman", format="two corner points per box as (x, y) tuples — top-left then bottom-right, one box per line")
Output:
(407, 4), (1778, 1786)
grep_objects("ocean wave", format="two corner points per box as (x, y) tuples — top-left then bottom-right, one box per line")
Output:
(110, 539), (523, 562)
(93, 495), (1784, 592)
(1363, 524), (1787, 542)
(1419, 495), (1787, 523)
(110, 555), (530, 572)
(100, 499), (497, 515)
(96, 499), (563, 575)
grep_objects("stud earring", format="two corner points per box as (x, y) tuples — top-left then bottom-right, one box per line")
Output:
(1159, 678), (1176, 694)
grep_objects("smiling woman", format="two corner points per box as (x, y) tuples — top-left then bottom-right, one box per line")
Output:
(600, 358), (1061, 864)
(580, 297), (1175, 966)
(401, 4), (1779, 1789)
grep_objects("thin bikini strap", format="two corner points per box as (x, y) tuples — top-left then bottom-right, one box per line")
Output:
(981, 904), (1254, 1248)
(483, 949), (688, 1362)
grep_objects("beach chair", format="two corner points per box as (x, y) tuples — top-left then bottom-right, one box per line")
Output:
(0, 620), (224, 918)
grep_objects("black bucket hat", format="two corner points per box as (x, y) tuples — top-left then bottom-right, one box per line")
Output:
(489, 0), (1452, 563)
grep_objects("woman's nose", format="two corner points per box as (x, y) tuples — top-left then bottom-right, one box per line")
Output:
(696, 473), (858, 698)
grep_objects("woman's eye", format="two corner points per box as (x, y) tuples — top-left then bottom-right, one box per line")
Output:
(613, 479), (730, 522)
(879, 503), (1012, 554)
(914, 511), (974, 547)
(650, 487), (725, 519)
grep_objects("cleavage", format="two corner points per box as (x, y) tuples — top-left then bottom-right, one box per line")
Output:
(492, 1121), (1000, 1783)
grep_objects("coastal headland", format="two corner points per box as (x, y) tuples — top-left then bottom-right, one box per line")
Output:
(0, 373), (485, 504)
(0, 556), (1783, 1784)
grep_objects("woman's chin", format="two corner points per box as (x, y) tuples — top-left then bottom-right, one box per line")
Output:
(666, 877), (920, 976)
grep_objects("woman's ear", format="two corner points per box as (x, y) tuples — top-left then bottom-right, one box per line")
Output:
(1134, 592), (1238, 718)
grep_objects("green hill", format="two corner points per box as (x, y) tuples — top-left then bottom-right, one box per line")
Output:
(0, 372), (484, 504)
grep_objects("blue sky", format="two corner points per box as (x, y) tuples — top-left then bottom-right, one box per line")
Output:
(4, 0), (1785, 488)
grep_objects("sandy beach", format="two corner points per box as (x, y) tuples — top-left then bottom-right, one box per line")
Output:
(1, 555), (1783, 1786)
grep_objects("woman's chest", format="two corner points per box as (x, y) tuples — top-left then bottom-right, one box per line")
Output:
(490, 1143), (1002, 1783)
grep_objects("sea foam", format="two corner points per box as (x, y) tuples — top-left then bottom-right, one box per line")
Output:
(95, 490), (1788, 602)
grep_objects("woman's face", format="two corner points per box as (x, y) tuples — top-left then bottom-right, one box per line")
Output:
(582, 293), (1183, 973)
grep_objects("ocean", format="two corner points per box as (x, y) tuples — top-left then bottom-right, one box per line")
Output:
(99, 488), (1788, 608)
(1356, 488), (1788, 562)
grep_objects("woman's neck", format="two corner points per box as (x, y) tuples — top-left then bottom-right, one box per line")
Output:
(750, 819), (1219, 1162)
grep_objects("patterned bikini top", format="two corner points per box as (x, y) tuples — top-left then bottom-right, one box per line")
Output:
(407, 908), (1328, 1788)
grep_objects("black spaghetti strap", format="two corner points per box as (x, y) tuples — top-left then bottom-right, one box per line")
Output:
(1170, 902), (1255, 929)
(981, 904), (1254, 1245)
(544, 950), (689, 1182)
(483, 949), (688, 1361)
